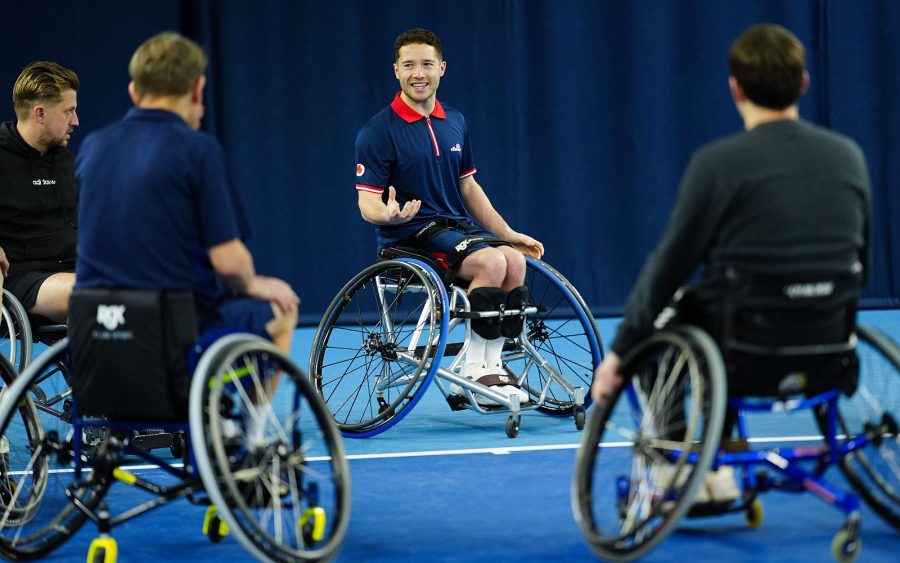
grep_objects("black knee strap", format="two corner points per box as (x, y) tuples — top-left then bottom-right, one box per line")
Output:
(467, 287), (507, 340)
(502, 285), (530, 338)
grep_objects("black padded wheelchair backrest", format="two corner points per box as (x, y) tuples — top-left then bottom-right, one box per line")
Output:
(720, 265), (862, 397)
(68, 288), (198, 421)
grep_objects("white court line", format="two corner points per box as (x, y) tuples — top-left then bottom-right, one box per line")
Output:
(9, 434), (828, 475)
(344, 434), (827, 461)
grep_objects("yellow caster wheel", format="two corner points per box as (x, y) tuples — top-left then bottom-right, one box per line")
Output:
(744, 498), (764, 529)
(300, 506), (327, 543)
(830, 528), (861, 562)
(203, 506), (230, 543)
(87, 536), (117, 563)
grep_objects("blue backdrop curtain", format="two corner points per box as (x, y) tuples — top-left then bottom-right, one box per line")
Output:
(3, 1), (898, 323)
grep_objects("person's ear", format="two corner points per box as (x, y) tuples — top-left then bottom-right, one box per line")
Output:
(192, 76), (206, 103)
(728, 76), (745, 103)
(800, 71), (810, 96)
(128, 81), (141, 105)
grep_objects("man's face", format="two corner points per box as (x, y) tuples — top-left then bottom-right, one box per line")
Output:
(394, 43), (446, 105)
(38, 89), (79, 150)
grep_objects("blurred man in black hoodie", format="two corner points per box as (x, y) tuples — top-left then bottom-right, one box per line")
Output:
(0, 61), (79, 323)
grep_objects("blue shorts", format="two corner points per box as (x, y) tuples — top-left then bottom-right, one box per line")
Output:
(421, 226), (504, 268)
(203, 297), (275, 339)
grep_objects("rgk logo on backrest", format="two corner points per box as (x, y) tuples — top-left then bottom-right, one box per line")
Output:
(96, 305), (126, 330)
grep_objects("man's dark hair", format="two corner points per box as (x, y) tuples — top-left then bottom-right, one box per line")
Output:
(728, 24), (805, 109)
(395, 28), (443, 61)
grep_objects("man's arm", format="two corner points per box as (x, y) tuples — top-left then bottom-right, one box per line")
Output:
(459, 176), (543, 258)
(358, 188), (420, 225)
(208, 239), (299, 314)
(0, 246), (7, 291)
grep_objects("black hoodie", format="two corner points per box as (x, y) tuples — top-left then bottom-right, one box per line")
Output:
(0, 121), (77, 275)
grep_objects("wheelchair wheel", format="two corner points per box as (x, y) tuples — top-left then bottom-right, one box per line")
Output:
(509, 258), (603, 416)
(309, 259), (448, 437)
(0, 340), (107, 559)
(825, 324), (900, 529)
(572, 326), (726, 561)
(1, 290), (33, 372)
(191, 334), (350, 563)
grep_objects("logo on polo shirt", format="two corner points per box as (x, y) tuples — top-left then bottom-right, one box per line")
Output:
(450, 143), (462, 152)
(356, 163), (365, 176)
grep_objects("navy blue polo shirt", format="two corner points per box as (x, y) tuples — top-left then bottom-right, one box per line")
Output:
(75, 108), (250, 309)
(355, 92), (476, 249)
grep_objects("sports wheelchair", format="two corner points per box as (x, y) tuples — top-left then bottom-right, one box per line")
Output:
(0, 289), (350, 562)
(572, 268), (900, 562)
(309, 249), (604, 438)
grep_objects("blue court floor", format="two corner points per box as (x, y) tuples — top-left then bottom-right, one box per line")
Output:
(37, 312), (900, 561)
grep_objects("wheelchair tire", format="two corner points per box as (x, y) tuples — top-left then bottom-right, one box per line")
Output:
(824, 324), (900, 530)
(514, 258), (603, 417)
(572, 326), (726, 561)
(190, 334), (350, 563)
(1, 290), (33, 373)
(0, 340), (107, 560)
(309, 259), (448, 437)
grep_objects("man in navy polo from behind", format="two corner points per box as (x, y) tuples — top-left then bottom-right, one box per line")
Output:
(75, 32), (299, 357)
(355, 28), (543, 405)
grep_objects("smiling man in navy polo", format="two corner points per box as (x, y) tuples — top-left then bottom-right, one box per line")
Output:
(355, 28), (543, 406)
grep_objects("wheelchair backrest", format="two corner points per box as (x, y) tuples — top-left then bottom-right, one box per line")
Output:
(720, 266), (862, 396)
(68, 288), (198, 421)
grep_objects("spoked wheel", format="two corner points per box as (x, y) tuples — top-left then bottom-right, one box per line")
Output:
(309, 259), (448, 437)
(0, 340), (107, 560)
(572, 326), (726, 561)
(820, 324), (900, 529)
(1, 290), (33, 372)
(506, 258), (603, 417)
(192, 335), (350, 563)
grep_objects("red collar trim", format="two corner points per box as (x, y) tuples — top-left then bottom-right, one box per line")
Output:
(390, 92), (446, 123)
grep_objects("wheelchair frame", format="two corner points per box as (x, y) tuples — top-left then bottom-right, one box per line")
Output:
(572, 323), (900, 562)
(0, 333), (350, 562)
(310, 256), (603, 438)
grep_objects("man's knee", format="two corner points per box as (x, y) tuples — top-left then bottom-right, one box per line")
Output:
(34, 272), (76, 322)
(265, 304), (298, 351)
(500, 247), (526, 283)
(462, 247), (508, 281)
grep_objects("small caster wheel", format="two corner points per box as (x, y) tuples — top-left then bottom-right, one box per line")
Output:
(574, 408), (586, 431)
(830, 528), (861, 562)
(170, 432), (186, 458)
(506, 415), (520, 438)
(88, 536), (118, 563)
(744, 498), (763, 529)
(300, 506), (327, 543)
(203, 506), (229, 543)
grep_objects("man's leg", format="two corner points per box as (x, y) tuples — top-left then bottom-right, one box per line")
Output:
(456, 248), (528, 402)
(264, 302), (298, 355)
(30, 272), (75, 323)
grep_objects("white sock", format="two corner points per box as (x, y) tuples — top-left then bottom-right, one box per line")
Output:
(484, 337), (504, 374)
(464, 331), (488, 377)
